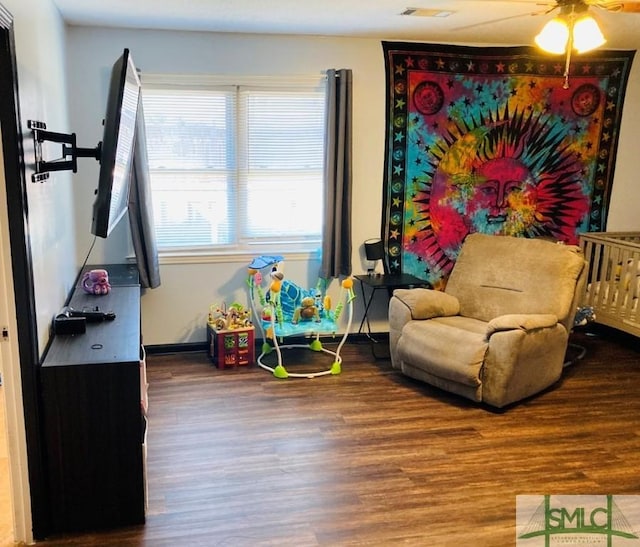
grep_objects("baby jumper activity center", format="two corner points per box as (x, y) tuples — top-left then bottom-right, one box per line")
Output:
(247, 255), (355, 378)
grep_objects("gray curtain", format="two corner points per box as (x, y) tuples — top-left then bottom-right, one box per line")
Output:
(129, 96), (161, 289)
(321, 68), (353, 278)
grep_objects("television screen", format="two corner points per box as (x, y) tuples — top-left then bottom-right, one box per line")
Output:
(91, 48), (141, 238)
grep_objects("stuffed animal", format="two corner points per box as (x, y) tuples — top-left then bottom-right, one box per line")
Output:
(81, 269), (111, 295)
(292, 296), (320, 324)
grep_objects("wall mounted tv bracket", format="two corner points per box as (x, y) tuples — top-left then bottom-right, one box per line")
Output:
(28, 120), (102, 183)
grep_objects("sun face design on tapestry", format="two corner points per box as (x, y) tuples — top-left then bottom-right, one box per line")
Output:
(382, 42), (635, 288)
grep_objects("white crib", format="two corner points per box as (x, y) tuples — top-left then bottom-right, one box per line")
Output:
(579, 232), (640, 338)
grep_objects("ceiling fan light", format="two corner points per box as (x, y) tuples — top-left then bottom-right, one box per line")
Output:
(535, 18), (569, 54)
(573, 15), (606, 53)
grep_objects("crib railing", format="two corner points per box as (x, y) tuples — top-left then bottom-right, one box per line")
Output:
(579, 232), (640, 337)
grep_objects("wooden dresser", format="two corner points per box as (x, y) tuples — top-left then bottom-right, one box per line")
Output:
(40, 264), (146, 534)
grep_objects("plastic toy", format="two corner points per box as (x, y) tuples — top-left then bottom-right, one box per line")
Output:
(247, 255), (355, 378)
(292, 296), (320, 324)
(208, 302), (252, 331)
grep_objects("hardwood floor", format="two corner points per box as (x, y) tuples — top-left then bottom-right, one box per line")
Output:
(35, 327), (640, 546)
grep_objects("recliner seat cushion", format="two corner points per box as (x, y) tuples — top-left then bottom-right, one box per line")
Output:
(397, 316), (488, 387)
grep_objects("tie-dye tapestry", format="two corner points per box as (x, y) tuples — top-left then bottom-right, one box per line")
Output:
(382, 41), (635, 288)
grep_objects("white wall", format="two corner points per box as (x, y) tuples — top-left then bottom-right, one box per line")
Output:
(66, 28), (387, 345)
(604, 59), (640, 231)
(4, 0), (76, 356)
(65, 27), (640, 346)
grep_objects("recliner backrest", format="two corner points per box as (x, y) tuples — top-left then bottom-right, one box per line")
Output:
(445, 233), (586, 330)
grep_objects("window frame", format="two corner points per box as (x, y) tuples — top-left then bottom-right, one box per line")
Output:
(139, 73), (328, 264)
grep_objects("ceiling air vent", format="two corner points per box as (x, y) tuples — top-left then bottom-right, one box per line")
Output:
(401, 7), (454, 17)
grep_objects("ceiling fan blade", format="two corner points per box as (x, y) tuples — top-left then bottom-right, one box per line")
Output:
(452, 11), (543, 31)
(613, 2), (640, 12)
(464, 0), (551, 4)
(590, 0), (640, 12)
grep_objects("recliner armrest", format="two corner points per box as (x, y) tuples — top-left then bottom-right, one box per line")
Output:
(485, 313), (559, 339)
(392, 288), (460, 320)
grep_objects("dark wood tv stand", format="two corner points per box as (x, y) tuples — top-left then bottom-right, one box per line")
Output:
(40, 264), (146, 534)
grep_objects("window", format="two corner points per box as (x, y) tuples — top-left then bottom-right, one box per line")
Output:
(141, 74), (327, 256)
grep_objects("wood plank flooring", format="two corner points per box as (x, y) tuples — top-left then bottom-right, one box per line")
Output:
(35, 327), (640, 546)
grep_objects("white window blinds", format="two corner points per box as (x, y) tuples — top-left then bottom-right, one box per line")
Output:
(141, 76), (326, 254)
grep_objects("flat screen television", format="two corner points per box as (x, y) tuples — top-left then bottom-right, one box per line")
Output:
(91, 48), (142, 238)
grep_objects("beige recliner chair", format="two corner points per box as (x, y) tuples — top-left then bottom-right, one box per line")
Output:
(389, 233), (587, 408)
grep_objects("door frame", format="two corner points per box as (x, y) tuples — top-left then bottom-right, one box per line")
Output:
(0, 128), (31, 545)
(0, 3), (49, 542)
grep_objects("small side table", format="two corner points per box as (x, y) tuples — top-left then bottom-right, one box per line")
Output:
(355, 273), (429, 340)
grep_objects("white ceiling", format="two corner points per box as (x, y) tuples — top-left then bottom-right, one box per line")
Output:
(51, 0), (640, 49)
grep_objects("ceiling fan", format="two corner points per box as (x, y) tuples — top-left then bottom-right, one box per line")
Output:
(453, 0), (640, 32)
(561, 0), (640, 12)
(453, 0), (640, 87)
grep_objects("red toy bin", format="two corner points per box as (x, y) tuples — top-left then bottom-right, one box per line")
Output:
(207, 324), (255, 368)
